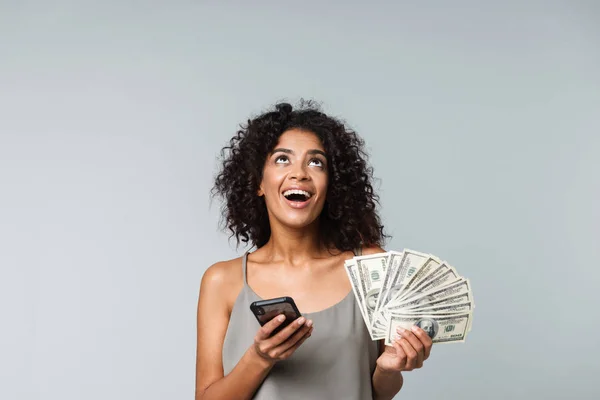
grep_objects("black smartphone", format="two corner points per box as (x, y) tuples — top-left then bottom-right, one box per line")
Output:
(250, 296), (302, 336)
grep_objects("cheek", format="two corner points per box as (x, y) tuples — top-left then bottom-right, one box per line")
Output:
(317, 176), (328, 199)
(260, 170), (279, 192)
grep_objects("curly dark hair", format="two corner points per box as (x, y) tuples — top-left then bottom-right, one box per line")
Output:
(211, 100), (387, 252)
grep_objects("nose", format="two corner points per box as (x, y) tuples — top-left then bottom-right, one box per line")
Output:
(289, 162), (309, 181)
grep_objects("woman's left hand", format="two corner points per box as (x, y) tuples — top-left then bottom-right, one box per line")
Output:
(376, 325), (433, 373)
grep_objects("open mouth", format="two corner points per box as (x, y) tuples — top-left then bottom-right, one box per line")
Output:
(282, 189), (313, 203)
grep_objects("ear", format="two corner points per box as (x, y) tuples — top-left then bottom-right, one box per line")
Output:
(253, 174), (264, 196)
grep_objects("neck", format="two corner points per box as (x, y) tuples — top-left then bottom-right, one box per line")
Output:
(260, 220), (327, 265)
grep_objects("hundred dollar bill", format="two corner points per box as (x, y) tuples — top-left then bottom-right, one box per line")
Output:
(392, 262), (459, 304)
(373, 311), (390, 332)
(372, 328), (386, 341)
(395, 256), (442, 299)
(344, 259), (373, 337)
(373, 316), (387, 330)
(393, 261), (447, 303)
(354, 252), (390, 328)
(401, 292), (473, 311)
(368, 308), (387, 335)
(388, 278), (472, 311)
(370, 311), (391, 340)
(401, 301), (473, 314)
(415, 264), (458, 291)
(375, 249), (429, 317)
(395, 266), (460, 305)
(385, 312), (472, 346)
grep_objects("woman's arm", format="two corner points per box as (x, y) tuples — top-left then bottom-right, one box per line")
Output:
(372, 326), (433, 400)
(372, 366), (404, 400)
(355, 248), (404, 400)
(195, 262), (268, 400)
(359, 246), (432, 399)
(372, 340), (404, 400)
(195, 261), (313, 400)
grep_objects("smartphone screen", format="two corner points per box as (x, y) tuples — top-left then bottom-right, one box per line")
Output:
(250, 297), (301, 336)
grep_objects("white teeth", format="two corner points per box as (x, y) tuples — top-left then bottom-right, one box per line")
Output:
(283, 189), (312, 199)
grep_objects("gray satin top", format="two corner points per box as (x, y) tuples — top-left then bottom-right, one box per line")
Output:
(222, 250), (379, 399)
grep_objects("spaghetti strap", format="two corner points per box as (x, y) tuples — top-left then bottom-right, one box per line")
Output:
(241, 250), (249, 285)
(354, 246), (363, 256)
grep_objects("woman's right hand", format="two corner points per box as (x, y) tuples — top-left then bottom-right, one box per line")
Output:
(251, 315), (314, 365)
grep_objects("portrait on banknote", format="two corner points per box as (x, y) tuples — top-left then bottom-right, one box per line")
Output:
(415, 319), (438, 339)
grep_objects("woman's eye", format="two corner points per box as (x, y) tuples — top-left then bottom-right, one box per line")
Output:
(309, 158), (324, 168)
(275, 155), (289, 164)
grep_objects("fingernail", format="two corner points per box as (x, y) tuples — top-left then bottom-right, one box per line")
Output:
(396, 327), (405, 334)
(411, 326), (420, 333)
(297, 317), (306, 325)
(306, 319), (313, 327)
(278, 315), (285, 322)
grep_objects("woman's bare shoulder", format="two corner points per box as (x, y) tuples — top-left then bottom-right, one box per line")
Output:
(200, 255), (245, 300)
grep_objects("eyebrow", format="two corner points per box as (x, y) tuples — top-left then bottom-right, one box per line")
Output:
(272, 148), (327, 157)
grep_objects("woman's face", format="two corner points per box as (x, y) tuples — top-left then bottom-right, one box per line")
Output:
(259, 129), (329, 230)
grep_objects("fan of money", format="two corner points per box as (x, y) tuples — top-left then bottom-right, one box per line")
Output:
(344, 249), (474, 345)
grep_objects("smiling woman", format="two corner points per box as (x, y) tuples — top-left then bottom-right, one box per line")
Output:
(212, 101), (384, 251)
(195, 101), (434, 400)
(258, 131), (329, 229)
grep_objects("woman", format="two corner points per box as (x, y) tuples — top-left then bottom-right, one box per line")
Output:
(195, 101), (433, 400)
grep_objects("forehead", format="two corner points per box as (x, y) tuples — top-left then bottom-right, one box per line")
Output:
(275, 129), (324, 151)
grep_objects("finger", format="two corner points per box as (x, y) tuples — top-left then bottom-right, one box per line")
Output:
(391, 340), (407, 370)
(255, 314), (287, 340)
(396, 327), (424, 367)
(409, 325), (433, 360)
(278, 326), (313, 359)
(275, 322), (313, 356)
(397, 338), (418, 371)
(268, 316), (307, 346)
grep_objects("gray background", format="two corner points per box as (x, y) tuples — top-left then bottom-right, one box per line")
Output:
(1, 1), (599, 399)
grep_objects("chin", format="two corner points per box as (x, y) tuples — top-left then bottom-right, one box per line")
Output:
(278, 212), (321, 230)
(284, 218), (318, 230)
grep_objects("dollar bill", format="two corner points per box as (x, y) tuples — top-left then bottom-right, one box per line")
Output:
(393, 261), (456, 303)
(372, 328), (386, 340)
(393, 262), (447, 302)
(373, 315), (387, 330)
(402, 301), (473, 314)
(401, 292), (472, 311)
(395, 256), (441, 299)
(415, 264), (458, 291)
(388, 278), (472, 311)
(391, 265), (460, 307)
(385, 312), (472, 346)
(354, 252), (390, 328)
(343, 259), (373, 337)
(371, 312), (389, 338)
(344, 249), (475, 343)
(374, 249), (429, 318)
(370, 310), (392, 340)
